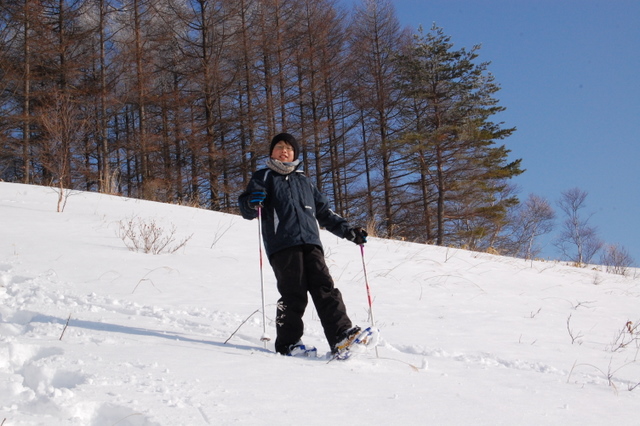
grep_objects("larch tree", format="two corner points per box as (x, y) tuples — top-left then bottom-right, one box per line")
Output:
(347, 0), (407, 237)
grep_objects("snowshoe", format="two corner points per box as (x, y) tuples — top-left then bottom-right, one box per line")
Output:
(331, 326), (379, 360)
(286, 341), (318, 358)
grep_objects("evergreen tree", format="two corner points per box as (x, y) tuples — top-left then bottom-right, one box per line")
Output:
(395, 25), (523, 247)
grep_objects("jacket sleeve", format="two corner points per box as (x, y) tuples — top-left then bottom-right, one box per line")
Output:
(238, 171), (267, 220)
(312, 183), (351, 239)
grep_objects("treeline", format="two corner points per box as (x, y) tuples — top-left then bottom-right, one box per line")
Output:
(1, 0), (527, 253)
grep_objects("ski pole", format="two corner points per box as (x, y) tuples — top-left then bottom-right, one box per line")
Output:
(257, 205), (271, 348)
(359, 244), (379, 357)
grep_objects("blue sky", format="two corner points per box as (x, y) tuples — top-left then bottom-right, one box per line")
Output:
(353, 0), (640, 263)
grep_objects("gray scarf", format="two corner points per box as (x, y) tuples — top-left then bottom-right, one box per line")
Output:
(266, 158), (300, 175)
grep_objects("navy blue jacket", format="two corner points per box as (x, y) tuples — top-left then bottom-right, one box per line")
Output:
(239, 167), (351, 258)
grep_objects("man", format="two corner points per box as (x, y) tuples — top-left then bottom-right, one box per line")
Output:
(239, 132), (367, 356)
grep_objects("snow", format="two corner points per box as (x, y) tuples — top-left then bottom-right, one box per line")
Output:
(1, 181), (639, 426)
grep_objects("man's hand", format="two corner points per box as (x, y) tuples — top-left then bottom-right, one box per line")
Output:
(347, 227), (368, 245)
(249, 191), (267, 209)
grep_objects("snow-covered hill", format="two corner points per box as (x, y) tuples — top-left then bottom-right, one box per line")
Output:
(1, 182), (639, 425)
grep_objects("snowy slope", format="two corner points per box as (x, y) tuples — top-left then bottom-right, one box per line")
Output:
(1, 182), (639, 425)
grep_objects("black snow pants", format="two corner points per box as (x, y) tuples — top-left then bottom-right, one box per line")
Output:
(268, 244), (352, 354)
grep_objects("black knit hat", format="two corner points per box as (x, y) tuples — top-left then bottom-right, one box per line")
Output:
(269, 133), (299, 161)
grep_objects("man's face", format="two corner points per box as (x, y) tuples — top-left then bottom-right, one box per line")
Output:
(271, 141), (295, 162)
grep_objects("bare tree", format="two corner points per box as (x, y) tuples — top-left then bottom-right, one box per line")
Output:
(600, 243), (634, 276)
(555, 187), (603, 265)
(234, 0), (261, 185)
(294, 0), (356, 215)
(508, 194), (555, 259)
(37, 91), (87, 211)
(92, 0), (118, 195)
(348, 0), (406, 237)
(22, 0), (33, 184)
(0, 0), (41, 184)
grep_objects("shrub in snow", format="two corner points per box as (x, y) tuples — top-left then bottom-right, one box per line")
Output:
(116, 216), (192, 255)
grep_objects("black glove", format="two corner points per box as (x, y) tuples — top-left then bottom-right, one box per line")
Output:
(347, 227), (368, 245)
(248, 190), (266, 209)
